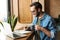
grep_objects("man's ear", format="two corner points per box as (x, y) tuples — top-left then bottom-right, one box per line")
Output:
(38, 8), (40, 12)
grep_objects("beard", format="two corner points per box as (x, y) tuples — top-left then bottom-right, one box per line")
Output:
(36, 12), (40, 17)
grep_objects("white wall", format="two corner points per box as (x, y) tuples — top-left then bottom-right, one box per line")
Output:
(0, 0), (8, 22)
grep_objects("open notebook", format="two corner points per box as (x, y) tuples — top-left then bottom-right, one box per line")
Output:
(8, 32), (27, 39)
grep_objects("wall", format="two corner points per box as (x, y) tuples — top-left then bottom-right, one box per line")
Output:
(10, 0), (18, 17)
(11, 0), (60, 23)
(45, 0), (60, 18)
(13, 0), (18, 17)
(11, 0), (45, 21)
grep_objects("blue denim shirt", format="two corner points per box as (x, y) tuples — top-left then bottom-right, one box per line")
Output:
(32, 13), (56, 40)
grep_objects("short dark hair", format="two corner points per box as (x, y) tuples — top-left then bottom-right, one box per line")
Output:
(30, 2), (42, 9)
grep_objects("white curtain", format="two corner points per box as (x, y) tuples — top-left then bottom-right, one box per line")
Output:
(0, 0), (8, 40)
(0, 0), (8, 22)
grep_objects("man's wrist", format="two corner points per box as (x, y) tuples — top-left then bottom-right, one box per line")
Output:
(40, 27), (44, 31)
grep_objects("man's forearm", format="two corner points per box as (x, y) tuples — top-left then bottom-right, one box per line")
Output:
(40, 27), (51, 37)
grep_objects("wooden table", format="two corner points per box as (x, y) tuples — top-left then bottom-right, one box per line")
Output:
(6, 31), (34, 40)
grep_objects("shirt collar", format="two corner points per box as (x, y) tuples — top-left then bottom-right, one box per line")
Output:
(40, 13), (47, 21)
(35, 13), (47, 21)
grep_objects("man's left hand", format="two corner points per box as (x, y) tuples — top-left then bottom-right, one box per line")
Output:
(35, 25), (41, 31)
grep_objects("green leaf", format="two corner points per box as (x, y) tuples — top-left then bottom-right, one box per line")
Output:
(12, 17), (17, 31)
(0, 22), (4, 27)
(7, 14), (17, 31)
(0, 22), (4, 32)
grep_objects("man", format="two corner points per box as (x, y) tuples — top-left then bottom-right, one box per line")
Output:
(30, 2), (56, 40)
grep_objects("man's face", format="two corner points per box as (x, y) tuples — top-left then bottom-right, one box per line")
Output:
(30, 6), (37, 16)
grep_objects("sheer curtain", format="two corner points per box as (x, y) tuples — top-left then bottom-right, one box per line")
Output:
(0, 0), (8, 22)
(0, 0), (8, 40)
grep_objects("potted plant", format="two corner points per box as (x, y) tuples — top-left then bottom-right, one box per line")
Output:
(7, 15), (17, 31)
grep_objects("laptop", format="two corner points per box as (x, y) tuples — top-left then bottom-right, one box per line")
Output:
(0, 22), (27, 39)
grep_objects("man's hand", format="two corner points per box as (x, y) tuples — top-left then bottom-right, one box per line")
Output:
(35, 25), (41, 31)
(35, 25), (51, 37)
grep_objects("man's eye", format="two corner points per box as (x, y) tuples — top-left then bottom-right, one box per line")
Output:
(31, 10), (35, 12)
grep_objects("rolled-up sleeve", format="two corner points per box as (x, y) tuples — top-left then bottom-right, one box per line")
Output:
(48, 18), (56, 38)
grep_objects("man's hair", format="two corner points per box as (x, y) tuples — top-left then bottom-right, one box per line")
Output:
(30, 2), (42, 9)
